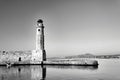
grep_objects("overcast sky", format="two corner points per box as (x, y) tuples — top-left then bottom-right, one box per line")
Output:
(0, 0), (120, 57)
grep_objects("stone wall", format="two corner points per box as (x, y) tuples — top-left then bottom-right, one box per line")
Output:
(0, 50), (32, 65)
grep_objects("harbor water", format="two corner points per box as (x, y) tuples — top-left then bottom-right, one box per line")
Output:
(0, 59), (120, 80)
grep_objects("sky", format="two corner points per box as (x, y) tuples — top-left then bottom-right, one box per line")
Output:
(0, 0), (120, 57)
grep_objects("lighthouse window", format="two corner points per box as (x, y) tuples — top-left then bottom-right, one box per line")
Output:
(38, 29), (40, 31)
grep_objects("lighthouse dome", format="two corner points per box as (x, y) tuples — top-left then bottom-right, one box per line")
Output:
(37, 19), (43, 23)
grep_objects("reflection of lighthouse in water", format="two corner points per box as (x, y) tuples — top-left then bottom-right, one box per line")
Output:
(32, 19), (46, 64)
(31, 66), (46, 80)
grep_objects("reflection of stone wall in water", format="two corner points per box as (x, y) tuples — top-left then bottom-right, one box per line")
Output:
(0, 51), (32, 64)
(0, 66), (31, 80)
(0, 66), (45, 80)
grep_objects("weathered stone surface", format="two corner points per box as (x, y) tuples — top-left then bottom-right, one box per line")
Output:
(0, 51), (32, 65)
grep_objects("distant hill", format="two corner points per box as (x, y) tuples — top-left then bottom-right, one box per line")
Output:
(65, 53), (95, 58)
(47, 53), (120, 59)
(64, 53), (120, 59)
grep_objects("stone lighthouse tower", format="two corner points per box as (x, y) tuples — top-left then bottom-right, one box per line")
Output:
(31, 19), (46, 64)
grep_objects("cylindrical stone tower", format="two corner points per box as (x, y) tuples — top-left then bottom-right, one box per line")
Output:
(32, 19), (46, 64)
(36, 19), (44, 50)
(36, 19), (46, 61)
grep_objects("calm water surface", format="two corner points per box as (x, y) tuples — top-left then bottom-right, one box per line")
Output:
(0, 59), (120, 80)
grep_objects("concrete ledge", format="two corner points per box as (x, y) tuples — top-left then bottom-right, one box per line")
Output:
(44, 59), (98, 66)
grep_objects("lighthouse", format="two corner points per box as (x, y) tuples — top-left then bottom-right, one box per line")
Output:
(31, 19), (46, 64)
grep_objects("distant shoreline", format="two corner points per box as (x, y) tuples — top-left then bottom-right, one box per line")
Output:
(48, 53), (120, 59)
